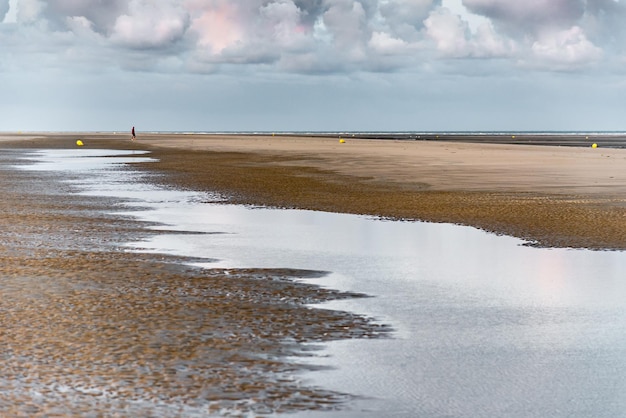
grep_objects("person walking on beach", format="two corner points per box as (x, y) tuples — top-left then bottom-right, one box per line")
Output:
(131, 126), (136, 141)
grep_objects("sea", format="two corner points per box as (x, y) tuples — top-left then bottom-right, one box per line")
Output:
(16, 144), (626, 417)
(140, 130), (626, 148)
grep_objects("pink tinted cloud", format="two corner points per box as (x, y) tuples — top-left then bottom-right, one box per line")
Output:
(108, 1), (190, 48)
(189, 2), (244, 53)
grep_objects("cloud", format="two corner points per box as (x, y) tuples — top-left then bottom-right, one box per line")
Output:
(529, 26), (602, 70)
(463, 0), (585, 31)
(42, 0), (127, 33)
(260, 1), (306, 49)
(0, 0), (9, 21)
(583, 0), (626, 53)
(369, 31), (410, 55)
(187, 1), (246, 55)
(110, 1), (190, 49)
(0, 0), (621, 75)
(322, 0), (368, 59)
(424, 7), (471, 57)
(424, 6), (512, 58)
(455, 0), (607, 68)
(293, 0), (325, 27)
(472, 21), (514, 57)
(379, 0), (434, 39)
(16, 0), (43, 24)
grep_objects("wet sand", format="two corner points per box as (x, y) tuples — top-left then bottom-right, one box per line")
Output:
(0, 141), (389, 416)
(4, 132), (626, 249)
(99, 132), (626, 250)
(1, 132), (625, 415)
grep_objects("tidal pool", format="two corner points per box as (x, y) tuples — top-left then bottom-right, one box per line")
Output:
(22, 148), (626, 417)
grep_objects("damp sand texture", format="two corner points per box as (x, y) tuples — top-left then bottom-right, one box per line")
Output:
(0, 143), (389, 416)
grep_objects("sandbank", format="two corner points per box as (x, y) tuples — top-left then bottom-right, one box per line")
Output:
(4, 132), (626, 249)
(137, 133), (626, 250)
(140, 133), (626, 196)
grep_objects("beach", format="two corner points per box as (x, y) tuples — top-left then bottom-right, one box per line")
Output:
(115, 133), (626, 249)
(0, 140), (390, 416)
(1, 132), (626, 416)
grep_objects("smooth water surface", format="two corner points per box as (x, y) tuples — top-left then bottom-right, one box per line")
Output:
(22, 149), (626, 417)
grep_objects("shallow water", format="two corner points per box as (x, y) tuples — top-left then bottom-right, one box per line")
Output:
(122, 206), (626, 418)
(22, 148), (626, 417)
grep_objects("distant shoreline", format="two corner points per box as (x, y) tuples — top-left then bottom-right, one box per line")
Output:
(2, 131), (626, 148)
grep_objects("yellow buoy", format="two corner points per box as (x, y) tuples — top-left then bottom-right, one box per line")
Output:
(76, 140), (84, 147)
(592, 143), (598, 148)
(339, 139), (345, 144)
(512, 135), (516, 139)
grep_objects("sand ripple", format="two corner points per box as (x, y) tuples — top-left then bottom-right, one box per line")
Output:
(0, 148), (390, 416)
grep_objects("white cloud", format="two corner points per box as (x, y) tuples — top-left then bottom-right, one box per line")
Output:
(472, 22), (514, 57)
(529, 26), (602, 69)
(16, 0), (43, 24)
(424, 6), (512, 58)
(260, 1), (307, 49)
(0, 0), (620, 75)
(378, 0), (434, 39)
(424, 7), (471, 57)
(369, 31), (409, 54)
(110, 0), (189, 49)
(322, 0), (369, 59)
(442, 0), (489, 31)
(64, 15), (98, 40)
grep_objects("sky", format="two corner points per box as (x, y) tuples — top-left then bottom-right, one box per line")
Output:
(1, 0), (626, 132)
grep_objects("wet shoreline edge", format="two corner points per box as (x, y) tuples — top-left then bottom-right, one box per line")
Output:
(0, 144), (392, 416)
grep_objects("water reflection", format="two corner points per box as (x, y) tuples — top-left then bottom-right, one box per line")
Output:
(21, 148), (626, 417)
(123, 205), (626, 417)
(123, 203), (626, 307)
(20, 149), (155, 171)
